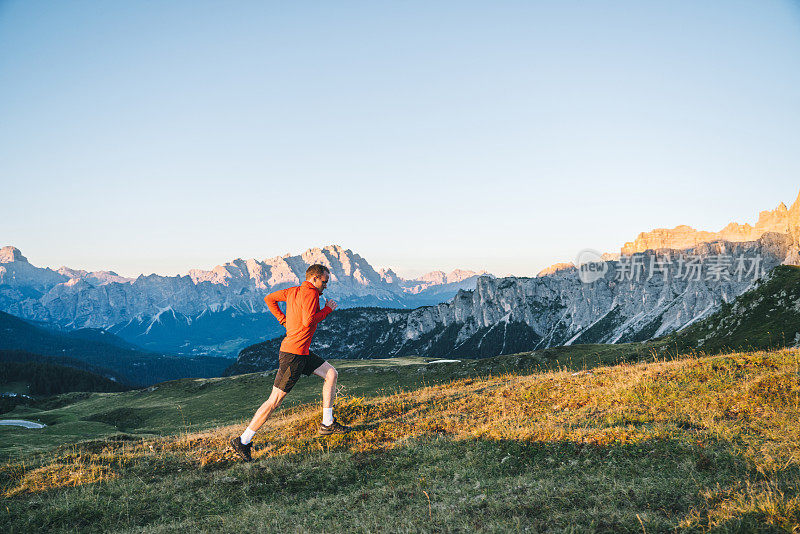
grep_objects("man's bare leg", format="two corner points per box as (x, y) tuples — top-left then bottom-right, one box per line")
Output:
(241, 386), (288, 442)
(313, 362), (349, 433)
(313, 361), (338, 408)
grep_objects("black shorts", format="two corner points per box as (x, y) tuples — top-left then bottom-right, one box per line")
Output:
(273, 350), (326, 393)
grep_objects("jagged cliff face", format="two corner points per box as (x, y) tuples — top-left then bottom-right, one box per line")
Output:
(230, 232), (795, 372)
(386, 188), (800, 357)
(622, 190), (800, 256)
(789, 191), (800, 246)
(399, 234), (792, 353)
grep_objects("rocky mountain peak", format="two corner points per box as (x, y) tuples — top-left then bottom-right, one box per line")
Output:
(414, 269), (489, 285)
(537, 262), (575, 277)
(323, 244), (349, 255)
(0, 246), (27, 263)
(448, 269), (489, 282)
(788, 189), (800, 245)
(417, 270), (447, 284)
(378, 268), (400, 284)
(621, 188), (800, 255)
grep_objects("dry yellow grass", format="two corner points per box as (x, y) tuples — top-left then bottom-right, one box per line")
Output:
(6, 461), (118, 497)
(154, 347), (797, 471)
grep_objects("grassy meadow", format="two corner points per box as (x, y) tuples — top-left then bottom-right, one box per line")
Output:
(2, 343), (799, 532)
(0, 342), (667, 460)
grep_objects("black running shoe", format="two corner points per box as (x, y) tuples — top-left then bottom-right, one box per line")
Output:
(318, 418), (351, 435)
(229, 436), (253, 461)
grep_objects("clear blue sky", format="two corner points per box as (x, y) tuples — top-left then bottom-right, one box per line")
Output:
(2, 1), (799, 278)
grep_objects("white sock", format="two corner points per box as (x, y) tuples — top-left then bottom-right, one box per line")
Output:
(240, 427), (256, 445)
(322, 408), (334, 426)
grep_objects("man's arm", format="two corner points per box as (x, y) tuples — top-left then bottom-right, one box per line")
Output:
(264, 289), (289, 325)
(300, 292), (333, 328)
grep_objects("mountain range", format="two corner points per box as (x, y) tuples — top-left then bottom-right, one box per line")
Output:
(0, 245), (489, 357)
(5, 189), (799, 370)
(227, 189), (800, 373)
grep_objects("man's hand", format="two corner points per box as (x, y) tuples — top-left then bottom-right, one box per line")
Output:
(325, 299), (338, 311)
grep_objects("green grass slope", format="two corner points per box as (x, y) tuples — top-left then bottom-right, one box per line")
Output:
(2, 344), (799, 532)
(0, 341), (665, 460)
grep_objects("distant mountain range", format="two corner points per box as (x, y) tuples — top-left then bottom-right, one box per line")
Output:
(0, 245), (489, 357)
(227, 190), (800, 374)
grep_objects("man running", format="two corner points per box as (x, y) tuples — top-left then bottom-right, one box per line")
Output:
(230, 263), (350, 461)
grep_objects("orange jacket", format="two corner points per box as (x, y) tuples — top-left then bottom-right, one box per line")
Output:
(264, 280), (332, 355)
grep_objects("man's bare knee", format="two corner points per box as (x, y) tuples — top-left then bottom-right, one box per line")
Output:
(268, 387), (288, 408)
(326, 367), (338, 383)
